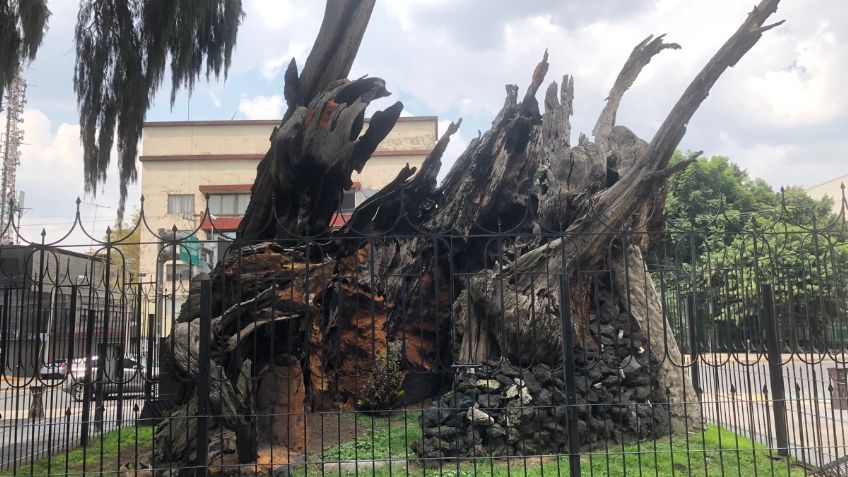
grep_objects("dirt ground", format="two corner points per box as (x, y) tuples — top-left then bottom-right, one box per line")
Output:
(304, 401), (431, 454)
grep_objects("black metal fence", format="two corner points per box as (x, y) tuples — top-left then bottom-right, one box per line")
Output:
(0, 199), (845, 476)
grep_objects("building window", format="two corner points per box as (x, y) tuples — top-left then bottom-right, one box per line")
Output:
(208, 193), (250, 215)
(167, 194), (195, 215)
(208, 231), (236, 241)
(340, 191), (356, 212)
(164, 262), (190, 281)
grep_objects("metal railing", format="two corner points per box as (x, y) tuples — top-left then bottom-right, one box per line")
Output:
(0, 195), (844, 476)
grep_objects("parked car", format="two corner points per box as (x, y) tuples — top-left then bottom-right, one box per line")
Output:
(38, 360), (67, 380)
(64, 356), (158, 401)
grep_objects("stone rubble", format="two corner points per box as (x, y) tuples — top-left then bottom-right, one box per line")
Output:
(412, 291), (672, 459)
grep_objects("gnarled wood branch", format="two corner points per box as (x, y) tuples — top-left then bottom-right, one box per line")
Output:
(159, 0), (784, 467)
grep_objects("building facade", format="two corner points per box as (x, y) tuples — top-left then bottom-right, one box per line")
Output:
(806, 174), (847, 215)
(0, 245), (130, 374)
(138, 117), (437, 334)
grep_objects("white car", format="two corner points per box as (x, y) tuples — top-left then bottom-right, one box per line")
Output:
(64, 356), (158, 401)
(38, 360), (67, 380)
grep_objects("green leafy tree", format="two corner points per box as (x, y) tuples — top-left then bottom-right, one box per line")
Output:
(658, 153), (848, 349)
(663, 152), (778, 260)
(104, 209), (141, 284)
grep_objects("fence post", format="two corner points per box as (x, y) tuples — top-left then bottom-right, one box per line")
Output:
(559, 273), (581, 477)
(686, 293), (701, 401)
(67, 285), (77, 369)
(762, 283), (789, 456)
(94, 241), (113, 434)
(144, 312), (155, 402)
(80, 308), (96, 446)
(196, 280), (211, 475)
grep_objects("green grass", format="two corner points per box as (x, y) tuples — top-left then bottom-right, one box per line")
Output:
(306, 420), (805, 477)
(320, 412), (423, 463)
(1, 425), (154, 477)
(4, 416), (806, 477)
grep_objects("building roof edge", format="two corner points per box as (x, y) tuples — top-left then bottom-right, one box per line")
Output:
(143, 116), (438, 128)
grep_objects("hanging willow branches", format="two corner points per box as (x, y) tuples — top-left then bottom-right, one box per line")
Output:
(74, 0), (244, 218)
(0, 0), (50, 102)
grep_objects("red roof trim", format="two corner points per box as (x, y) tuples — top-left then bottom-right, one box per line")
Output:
(199, 216), (243, 231)
(199, 184), (254, 193)
(370, 149), (432, 157)
(330, 213), (353, 229)
(201, 214), (352, 231)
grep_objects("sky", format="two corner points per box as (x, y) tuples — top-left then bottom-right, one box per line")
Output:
(9, 0), (848, 244)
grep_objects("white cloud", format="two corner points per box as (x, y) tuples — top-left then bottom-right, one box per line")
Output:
(385, 0), (453, 32)
(261, 42), (310, 80)
(436, 119), (470, 183)
(9, 0), (847, 234)
(743, 23), (842, 126)
(229, 0), (321, 76)
(250, 0), (310, 29)
(713, 129), (848, 191)
(238, 95), (284, 119)
(716, 131), (795, 187)
(13, 109), (141, 244)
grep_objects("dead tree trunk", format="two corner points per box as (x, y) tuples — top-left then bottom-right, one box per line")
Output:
(155, 0), (784, 469)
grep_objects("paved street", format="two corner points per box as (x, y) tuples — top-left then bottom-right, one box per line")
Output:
(698, 355), (848, 474)
(0, 381), (144, 470)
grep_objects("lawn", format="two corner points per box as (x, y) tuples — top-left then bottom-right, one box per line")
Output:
(0, 425), (154, 477)
(320, 411), (424, 464)
(306, 414), (805, 477)
(3, 415), (805, 477)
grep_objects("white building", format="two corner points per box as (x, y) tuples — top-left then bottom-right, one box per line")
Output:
(138, 117), (438, 333)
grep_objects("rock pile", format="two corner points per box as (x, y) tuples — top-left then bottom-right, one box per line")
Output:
(413, 298), (672, 459)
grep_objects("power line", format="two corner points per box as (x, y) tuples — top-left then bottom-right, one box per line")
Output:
(19, 217), (117, 228)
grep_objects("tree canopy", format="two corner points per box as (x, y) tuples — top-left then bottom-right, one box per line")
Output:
(0, 0), (50, 101)
(105, 208), (141, 283)
(74, 0), (244, 218)
(659, 152), (848, 347)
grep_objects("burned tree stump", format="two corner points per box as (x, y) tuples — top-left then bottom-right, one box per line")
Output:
(154, 0), (785, 470)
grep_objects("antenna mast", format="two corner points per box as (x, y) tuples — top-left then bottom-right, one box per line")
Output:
(0, 67), (26, 244)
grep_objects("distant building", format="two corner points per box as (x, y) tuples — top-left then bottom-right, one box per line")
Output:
(138, 117), (438, 334)
(806, 174), (847, 215)
(0, 245), (130, 375)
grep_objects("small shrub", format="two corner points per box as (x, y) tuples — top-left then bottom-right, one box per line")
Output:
(356, 348), (405, 413)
